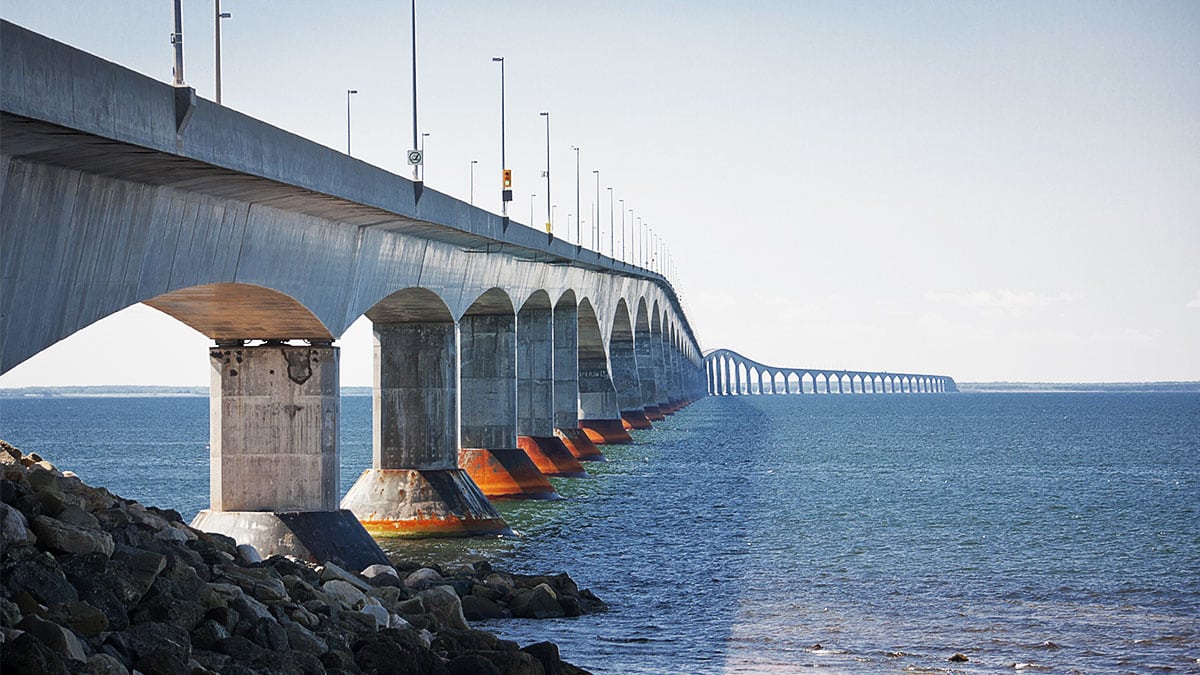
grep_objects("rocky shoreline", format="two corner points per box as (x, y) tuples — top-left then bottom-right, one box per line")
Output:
(0, 440), (603, 674)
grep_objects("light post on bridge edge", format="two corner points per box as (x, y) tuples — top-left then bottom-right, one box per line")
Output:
(420, 132), (430, 182)
(409, 0), (421, 185)
(571, 146), (580, 246)
(493, 57), (510, 218)
(345, 89), (357, 155)
(214, 1), (231, 104)
(619, 199), (625, 262)
(607, 187), (614, 258)
(592, 170), (600, 250)
(469, 160), (478, 205)
(540, 111), (551, 235)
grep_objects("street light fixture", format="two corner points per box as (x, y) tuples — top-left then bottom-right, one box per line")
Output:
(571, 146), (580, 245)
(619, 199), (625, 261)
(410, 0), (420, 182)
(540, 112), (551, 234)
(607, 187), (614, 258)
(469, 160), (478, 205)
(592, 170), (600, 249)
(345, 89), (358, 155)
(420, 132), (430, 181)
(530, 194), (536, 225)
(493, 57), (509, 216)
(215, 1), (231, 104)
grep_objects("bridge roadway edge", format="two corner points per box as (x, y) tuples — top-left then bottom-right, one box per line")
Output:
(1, 21), (709, 558)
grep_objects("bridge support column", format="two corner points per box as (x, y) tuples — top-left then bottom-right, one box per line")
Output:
(552, 300), (606, 460)
(517, 303), (588, 477)
(578, 359), (632, 445)
(637, 330), (663, 422)
(612, 335), (651, 431)
(192, 343), (389, 567)
(341, 322), (510, 537)
(459, 312), (559, 499)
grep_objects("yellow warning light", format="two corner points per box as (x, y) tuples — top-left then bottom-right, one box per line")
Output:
(502, 169), (512, 188)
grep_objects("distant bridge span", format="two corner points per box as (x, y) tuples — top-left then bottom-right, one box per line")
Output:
(704, 349), (957, 395)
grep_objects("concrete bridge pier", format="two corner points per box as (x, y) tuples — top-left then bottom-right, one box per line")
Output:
(635, 313), (662, 424)
(341, 321), (511, 537)
(649, 321), (670, 418)
(457, 305), (560, 499)
(551, 297), (606, 461)
(578, 304), (633, 444)
(612, 310), (652, 431)
(192, 342), (390, 568)
(516, 298), (588, 477)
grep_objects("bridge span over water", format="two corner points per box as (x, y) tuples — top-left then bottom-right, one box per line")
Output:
(705, 349), (957, 395)
(1, 22), (707, 567)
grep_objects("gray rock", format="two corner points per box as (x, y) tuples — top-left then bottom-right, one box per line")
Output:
(462, 594), (510, 620)
(322, 579), (367, 610)
(56, 504), (101, 530)
(1, 502), (36, 547)
(404, 567), (443, 590)
(213, 564), (288, 603)
(522, 641), (564, 675)
(361, 563), (400, 583)
(30, 515), (114, 557)
(1, 631), (72, 674)
(17, 614), (88, 661)
(508, 583), (564, 620)
(53, 600), (109, 637)
(126, 621), (191, 665)
(416, 585), (470, 631)
(234, 544), (262, 564)
(320, 561), (373, 592)
(360, 602), (390, 629)
(85, 652), (130, 675)
(284, 622), (327, 656)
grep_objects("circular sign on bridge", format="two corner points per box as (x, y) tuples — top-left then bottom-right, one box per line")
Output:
(407, 149), (423, 165)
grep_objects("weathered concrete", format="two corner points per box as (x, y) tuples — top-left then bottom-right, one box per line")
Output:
(192, 343), (389, 565)
(340, 320), (510, 536)
(460, 308), (558, 499)
(516, 301), (554, 438)
(635, 303), (661, 421)
(551, 296), (605, 461)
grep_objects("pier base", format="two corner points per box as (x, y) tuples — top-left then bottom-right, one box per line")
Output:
(341, 469), (512, 538)
(458, 448), (560, 500)
(517, 436), (588, 477)
(620, 410), (653, 430)
(579, 419), (634, 445)
(554, 428), (606, 462)
(191, 509), (389, 569)
(643, 405), (665, 421)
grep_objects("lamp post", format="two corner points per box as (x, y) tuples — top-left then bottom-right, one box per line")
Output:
(628, 208), (634, 263)
(469, 160), (478, 205)
(492, 57), (508, 216)
(410, 0), (420, 183)
(420, 132), (430, 181)
(530, 194), (536, 225)
(592, 170), (600, 249)
(571, 146), (580, 245)
(345, 89), (357, 155)
(540, 112), (550, 233)
(607, 187), (614, 258)
(214, 1), (231, 104)
(171, 0), (184, 86)
(619, 199), (625, 261)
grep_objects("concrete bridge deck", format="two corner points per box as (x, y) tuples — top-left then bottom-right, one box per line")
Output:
(1, 20), (707, 567)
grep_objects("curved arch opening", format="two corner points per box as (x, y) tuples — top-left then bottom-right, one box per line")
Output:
(145, 282), (332, 341)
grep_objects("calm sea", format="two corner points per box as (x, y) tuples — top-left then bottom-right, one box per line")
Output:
(1, 392), (1197, 673)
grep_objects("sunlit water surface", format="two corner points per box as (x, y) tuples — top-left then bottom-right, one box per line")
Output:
(2, 392), (1197, 673)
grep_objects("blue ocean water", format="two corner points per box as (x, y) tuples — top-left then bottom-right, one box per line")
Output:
(1, 392), (1197, 673)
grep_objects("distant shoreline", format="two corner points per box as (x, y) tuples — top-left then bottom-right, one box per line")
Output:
(2, 383), (1198, 397)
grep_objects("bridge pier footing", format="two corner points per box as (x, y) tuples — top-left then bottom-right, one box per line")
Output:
(192, 343), (389, 567)
(643, 405), (666, 421)
(579, 419), (633, 444)
(341, 321), (511, 537)
(553, 427), (607, 461)
(620, 409), (654, 430)
(517, 435), (588, 477)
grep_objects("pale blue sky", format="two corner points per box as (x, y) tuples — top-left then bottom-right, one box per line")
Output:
(2, 1), (1198, 385)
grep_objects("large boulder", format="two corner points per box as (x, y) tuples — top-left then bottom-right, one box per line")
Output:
(30, 514), (114, 557)
(507, 583), (564, 620)
(416, 585), (470, 631)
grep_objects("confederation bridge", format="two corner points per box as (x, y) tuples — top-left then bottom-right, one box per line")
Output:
(705, 349), (957, 395)
(0, 23), (708, 568)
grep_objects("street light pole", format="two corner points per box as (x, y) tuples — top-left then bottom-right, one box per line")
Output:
(592, 170), (599, 249)
(628, 208), (634, 263)
(214, 1), (231, 104)
(619, 199), (625, 261)
(346, 89), (358, 155)
(420, 132), (430, 181)
(410, 0), (420, 183)
(540, 112), (551, 233)
(530, 194), (536, 225)
(470, 160), (478, 205)
(171, 0), (185, 86)
(492, 57), (509, 216)
(607, 187), (614, 258)
(571, 146), (580, 245)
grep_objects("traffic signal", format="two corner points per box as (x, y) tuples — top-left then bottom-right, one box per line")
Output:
(502, 169), (512, 188)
